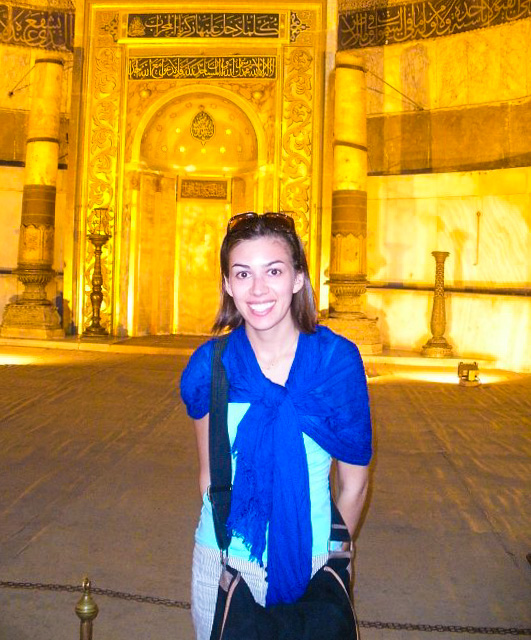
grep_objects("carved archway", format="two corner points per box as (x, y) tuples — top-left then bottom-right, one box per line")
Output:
(127, 90), (260, 335)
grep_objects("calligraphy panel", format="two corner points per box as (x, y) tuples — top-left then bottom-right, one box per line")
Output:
(0, 3), (74, 52)
(338, 0), (531, 49)
(127, 12), (280, 39)
(181, 180), (228, 200)
(128, 56), (277, 80)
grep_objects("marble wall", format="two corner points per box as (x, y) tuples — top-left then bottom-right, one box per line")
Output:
(365, 167), (530, 371)
(363, 18), (531, 175)
(363, 18), (531, 115)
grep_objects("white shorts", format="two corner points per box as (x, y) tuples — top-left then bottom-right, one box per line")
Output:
(191, 542), (329, 640)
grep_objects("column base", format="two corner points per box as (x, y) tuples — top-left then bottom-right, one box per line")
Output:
(323, 314), (382, 354)
(421, 337), (453, 358)
(0, 301), (64, 339)
(83, 325), (109, 337)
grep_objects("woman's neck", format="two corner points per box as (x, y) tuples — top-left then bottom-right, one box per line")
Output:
(245, 322), (300, 385)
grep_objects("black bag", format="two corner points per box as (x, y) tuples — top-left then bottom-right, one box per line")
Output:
(208, 338), (359, 640)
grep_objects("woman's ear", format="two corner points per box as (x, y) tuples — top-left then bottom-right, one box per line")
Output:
(292, 272), (304, 294)
(224, 276), (233, 297)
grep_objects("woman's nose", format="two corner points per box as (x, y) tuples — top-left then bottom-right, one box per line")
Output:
(250, 275), (268, 295)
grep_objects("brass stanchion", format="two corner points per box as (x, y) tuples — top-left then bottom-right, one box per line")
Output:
(83, 208), (111, 337)
(75, 577), (99, 640)
(422, 251), (453, 357)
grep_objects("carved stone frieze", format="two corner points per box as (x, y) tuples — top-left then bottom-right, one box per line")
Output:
(82, 12), (121, 332)
(96, 11), (119, 46)
(290, 11), (313, 45)
(280, 47), (314, 247)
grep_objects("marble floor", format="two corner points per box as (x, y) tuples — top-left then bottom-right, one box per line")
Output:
(0, 341), (530, 640)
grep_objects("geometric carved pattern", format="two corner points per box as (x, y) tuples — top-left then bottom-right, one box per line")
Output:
(280, 47), (314, 248)
(82, 12), (121, 332)
(338, 0), (531, 50)
(290, 11), (311, 43)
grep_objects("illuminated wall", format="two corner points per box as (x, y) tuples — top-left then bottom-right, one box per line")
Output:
(0, 0), (528, 371)
(0, 1), (74, 329)
(338, 1), (531, 371)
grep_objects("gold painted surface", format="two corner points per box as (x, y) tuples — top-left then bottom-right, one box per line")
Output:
(135, 174), (176, 335)
(177, 199), (230, 335)
(81, 11), (121, 333)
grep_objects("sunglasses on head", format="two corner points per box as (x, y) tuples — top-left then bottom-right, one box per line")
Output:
(227, 212), (296, 234)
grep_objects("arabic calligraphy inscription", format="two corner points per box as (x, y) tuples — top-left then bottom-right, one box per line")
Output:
(338, 0), (531, 49)
(0, 3), (74, 51)
(127, 12), (280, 39)
(181, 180), (228, 200)
(190, 109), (215, 146)
(128, 56), (277, 80)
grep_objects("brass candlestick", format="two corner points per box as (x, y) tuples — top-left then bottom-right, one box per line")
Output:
(83, 208), (111, 337)
(422, 251), (453, 358)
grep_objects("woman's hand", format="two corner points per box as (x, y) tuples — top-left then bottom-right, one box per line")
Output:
(335, 461), (369, 538)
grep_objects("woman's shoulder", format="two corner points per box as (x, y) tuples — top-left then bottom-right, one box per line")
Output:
(179, 337), (217, 419)
(312, 324), (361, 358)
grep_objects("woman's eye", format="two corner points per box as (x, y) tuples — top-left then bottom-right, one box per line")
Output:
(269, 268), (282, 276)
(235, 271), (249, 279)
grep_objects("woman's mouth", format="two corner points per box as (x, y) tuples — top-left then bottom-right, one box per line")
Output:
(248, 301), (275, 315)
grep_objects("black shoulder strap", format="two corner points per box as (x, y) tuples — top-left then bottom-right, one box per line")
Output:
(209, 335), (232, 551)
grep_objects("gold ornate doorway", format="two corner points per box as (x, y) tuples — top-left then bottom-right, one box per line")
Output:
(74, 2), (325, 337)
(131, 91), (260, 335)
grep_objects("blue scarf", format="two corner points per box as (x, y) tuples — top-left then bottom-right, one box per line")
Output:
(221, 325), (371, 606)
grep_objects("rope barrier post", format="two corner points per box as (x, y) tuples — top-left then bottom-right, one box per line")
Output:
(75, 577), (99, 640)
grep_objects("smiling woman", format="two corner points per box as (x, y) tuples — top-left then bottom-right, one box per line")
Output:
(180, 212), (372, 640)
(225, 237), (303, 360)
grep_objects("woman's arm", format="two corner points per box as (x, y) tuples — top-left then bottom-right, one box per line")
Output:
(335, 461), (369, 537)
(194, 414), (210, 496)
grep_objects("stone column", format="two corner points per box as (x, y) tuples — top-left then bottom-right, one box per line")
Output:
(1, 57), (64, 338)
(326, 51), (381, 353)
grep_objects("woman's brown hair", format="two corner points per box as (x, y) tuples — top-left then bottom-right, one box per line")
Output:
(212, 213), (317, 334)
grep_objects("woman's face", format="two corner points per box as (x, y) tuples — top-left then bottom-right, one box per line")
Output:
(225, 235), (304, 336)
